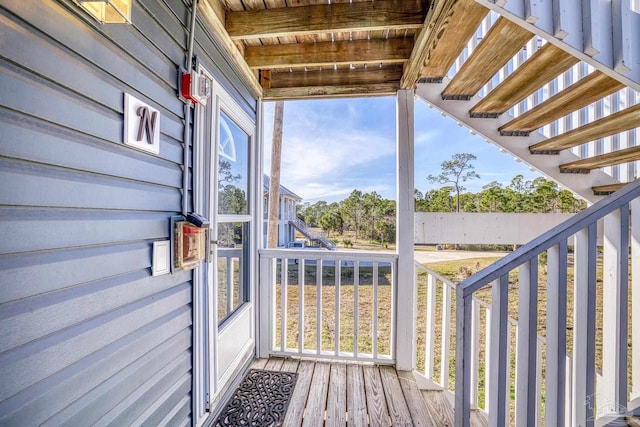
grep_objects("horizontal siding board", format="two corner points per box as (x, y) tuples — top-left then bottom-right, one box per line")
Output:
(1, 0), (184, 116)
(0, 281), (192, 402)
(93, 353), (191, 427)
(0, 118), (183, 186)
(0, 321), (191, 426)
(0, 63), (184, 144)
(134, 373), (192, 427)
(0, 108), (184, 166)
(0, 209), (172, 255)
(0, 269), (186, 353)
(0, 242), (151, 304)
(0, 158), (181, 210)
(159, 394), (192, 426)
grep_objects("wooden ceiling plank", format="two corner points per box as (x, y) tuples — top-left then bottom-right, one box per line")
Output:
(244, 38), (413, 69)
(499, 71), (625, 135)
(198, 0), (263, 97)
(408, 0), (489, 86)
(226, 0), (424, 40)
(529, 103), (640, 153)
(559, 145), (640, 172)
(470, 43), (580, 116)
(263, 83), (400, 99)
(269, 65), (404, 88)
(441, 17), (534, 99)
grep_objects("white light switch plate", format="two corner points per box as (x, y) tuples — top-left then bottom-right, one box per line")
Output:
(152, 240), (170, 276)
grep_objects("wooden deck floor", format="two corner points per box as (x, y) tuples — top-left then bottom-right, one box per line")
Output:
(251, 357), (488, 427)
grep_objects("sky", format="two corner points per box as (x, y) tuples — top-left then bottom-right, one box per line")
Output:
(262, 96), (544, 204)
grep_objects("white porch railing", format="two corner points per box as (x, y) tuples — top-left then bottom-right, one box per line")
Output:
(258, 248), (398, 363)
(455, 179), (640, 427)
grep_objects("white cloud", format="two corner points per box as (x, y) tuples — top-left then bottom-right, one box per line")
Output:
(264, 99), (396, 202)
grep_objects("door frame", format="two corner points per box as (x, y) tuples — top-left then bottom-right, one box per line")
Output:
(192, 64), (261, 425)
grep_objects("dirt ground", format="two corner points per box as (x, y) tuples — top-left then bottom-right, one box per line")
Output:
(413, 249), (509, 264)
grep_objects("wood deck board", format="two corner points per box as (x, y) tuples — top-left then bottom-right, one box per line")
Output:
(265, 357), (285, 370)
(346, 364), (368, 426)
(281, 358), (300, 373)
(251, 358), (269, 369)
(471, 409), (489, 427)
(256, 357), (462, 426)
(421, 390), (455, 427)
(302, 362), (331, 427)
(326, 364), (347, 426)
(363, 365), (391, 427)
(283, 360), (315, 426)
(396, 370), (436, 427)
(379, 366), (413, 425)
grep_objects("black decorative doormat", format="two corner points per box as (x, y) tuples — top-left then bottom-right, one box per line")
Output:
(215, 369), (298, 427)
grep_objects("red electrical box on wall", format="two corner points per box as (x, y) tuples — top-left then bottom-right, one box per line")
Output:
(174, 221), (207, 270)
(181, 71), (211, 105)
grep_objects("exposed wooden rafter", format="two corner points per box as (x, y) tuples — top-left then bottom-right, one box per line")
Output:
(529, 103), (640, 154)
(263, 65), (402, 99)
(470, 43), (579, 116)
(405, 0), (489, 86)
(441, 18), (533, 100)
(245, 38), (413, 70)
(499, 71), (625, 135)
(226, 0), (424, 40)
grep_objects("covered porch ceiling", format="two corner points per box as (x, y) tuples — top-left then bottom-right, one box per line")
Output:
(198, 0), (484, 99)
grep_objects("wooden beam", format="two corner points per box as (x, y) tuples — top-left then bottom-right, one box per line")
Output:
(441, 17), (534, 99)
(408, 0), (489, 85)
(499, 71), (625, 135)
(559, 145), (640, 173)
(198, 0), (262, 97)
(263, 83), (400, 100)
(245, 38), (413, 70)
(470, 43), (579, 116)
(529, 103), (640, 153)
(269, 66), (404, 89)
(226, 0), (424, 40)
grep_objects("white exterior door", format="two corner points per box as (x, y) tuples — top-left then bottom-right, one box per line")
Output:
(193, 66), (258, 425)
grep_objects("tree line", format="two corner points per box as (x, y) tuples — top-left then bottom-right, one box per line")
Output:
(298, 174), (586, 246)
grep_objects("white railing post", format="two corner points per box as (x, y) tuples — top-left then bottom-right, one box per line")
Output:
(515, 258), (538, 426)
(546, 242), (568, 427)
(488, 276), (509, 427)
(573, 225), (597, 426)
(258, 255), (274, 358)
(395, 89), (416, 371)
(441, 285), (452, 389)
(455, 292), (473, 427)
(425, 274), (436, 378)
(603, 207), (629, 414)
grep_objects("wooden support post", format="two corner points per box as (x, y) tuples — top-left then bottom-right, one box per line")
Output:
(267, 101), (284, 249)
(395, 89), (416, 371)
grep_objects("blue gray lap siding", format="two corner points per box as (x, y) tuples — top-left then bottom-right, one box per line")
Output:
(0, 0), (256, 425)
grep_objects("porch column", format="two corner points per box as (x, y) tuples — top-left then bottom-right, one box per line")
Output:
(395, 89), (416, 371)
